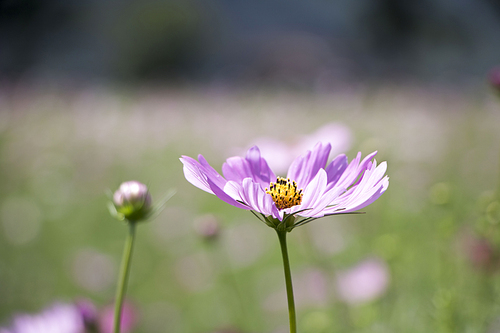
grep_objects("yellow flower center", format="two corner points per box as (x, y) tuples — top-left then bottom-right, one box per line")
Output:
(266, 177), (303, 210)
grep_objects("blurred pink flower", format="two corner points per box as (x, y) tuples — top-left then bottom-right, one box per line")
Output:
(248, 137), (292, 175)
(0, 300), (138, 333)
(75, 299), (98, 330)
(263, 268), (329, 311)
(193, 214), (221, 241)
(489, 66), (500, 94)
(0, 303), (85, 333)
(98, 301), (137, 333)
(294, 123), (352, 159)
(460, 232), (499, 271)
(249, 123), (352, 174)
(336, 258), (390, 305)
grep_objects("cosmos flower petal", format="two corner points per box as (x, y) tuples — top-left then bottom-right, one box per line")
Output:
(290, 169), (327, 216)
(293, 171), (347, 217)
(287, 142), (331, 189)
(180, 155), (217, 194)
(223, 146), (275, 189)
(334, 152), (361, 188)
(343, 176), (389, 212)
(245, 146), (276, 188)
(325, 154), (348, 189)
(197, 155), (229, 189)
(325, 161), (388, 214)
(340, 162), (389, 212)
(240, 178), (281, 218)
(207, 177), (251, 210)
(310, 185), (346, 217)
(222, 156), (252, 183)
(335, 151), (378, 190)
(223, 180), (243, 201)
(347, 160), (387, 203)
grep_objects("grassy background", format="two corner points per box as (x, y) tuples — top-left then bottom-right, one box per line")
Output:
(0, 85), (500, 333)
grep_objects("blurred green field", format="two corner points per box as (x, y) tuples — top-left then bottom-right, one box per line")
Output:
(1, 85), (500, 333)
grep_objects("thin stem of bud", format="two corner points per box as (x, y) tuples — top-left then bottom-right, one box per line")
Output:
(276, 230), (297, 333)
(113, 222), (137, 333)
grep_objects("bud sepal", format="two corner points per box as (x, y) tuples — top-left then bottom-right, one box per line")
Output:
(108, 181), (175, 223)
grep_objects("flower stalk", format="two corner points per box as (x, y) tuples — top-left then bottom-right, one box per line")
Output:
(113, 221), (137, 333)
(109, 181), (174, 333)
(276, 229), (297, 333)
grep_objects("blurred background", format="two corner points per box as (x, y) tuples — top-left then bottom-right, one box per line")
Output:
(1, 0), (500, 332)
(1, 0), (500, 86)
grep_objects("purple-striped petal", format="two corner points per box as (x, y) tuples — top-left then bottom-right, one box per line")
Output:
(290, 169), (346, 218)
(222, 146), (275, 189)
(292, 168), (328, 215)
(224, 178), (280, 219)
(287, 142), (331, 189)
(207, 177), (251, 210)
(325, 154), (348, 190)
(325, 160), (388, 214)
(245, 146), (276, 184)
(335, 151), (377, 190)
(180, 156), (219, 194)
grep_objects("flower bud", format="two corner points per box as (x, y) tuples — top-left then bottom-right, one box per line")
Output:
(113, 181), (152, 222)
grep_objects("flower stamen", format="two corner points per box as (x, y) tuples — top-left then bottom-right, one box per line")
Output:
(266, 177), (303, 210)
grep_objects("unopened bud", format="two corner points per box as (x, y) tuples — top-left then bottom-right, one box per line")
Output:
(113, 181), (152, 222)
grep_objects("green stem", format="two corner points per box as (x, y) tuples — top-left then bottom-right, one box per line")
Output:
(113, 221), (137, 333)
(276, 230), (297, 333)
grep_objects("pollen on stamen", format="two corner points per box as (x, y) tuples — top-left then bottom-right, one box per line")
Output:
(265, 177), (303, 210)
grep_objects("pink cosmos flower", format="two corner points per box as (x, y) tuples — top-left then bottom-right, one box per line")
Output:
(336, 258), (390, 305)
(488, 66), (500, 94)
(98, 301), (137, 333)
(0, 300), (138, 333)
(249, 122), (352, 174)
(0, 303), (86, 333)
(180, 142), (388, 230)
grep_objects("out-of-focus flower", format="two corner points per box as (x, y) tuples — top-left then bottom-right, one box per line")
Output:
(72, 248), (116, 293)
(336, 258), (390, 305)
(112, 181), (152, 221)
(263, 268), (329, 311)
(193, 214), (221, 241)
(248, 137), (292, 175)
(98, 301), (137, 333)
(293, 123), (352, 159)
(488, 66), (500, 95)
(248, 123), (352, 174)
(0, 303), (86, 333)
(75, 299), (98, 331)
(181, 142), (388, 231)
(469, 238), (496, 270)
(0, 300), (138, 333)
(460, 232), (499, 271)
